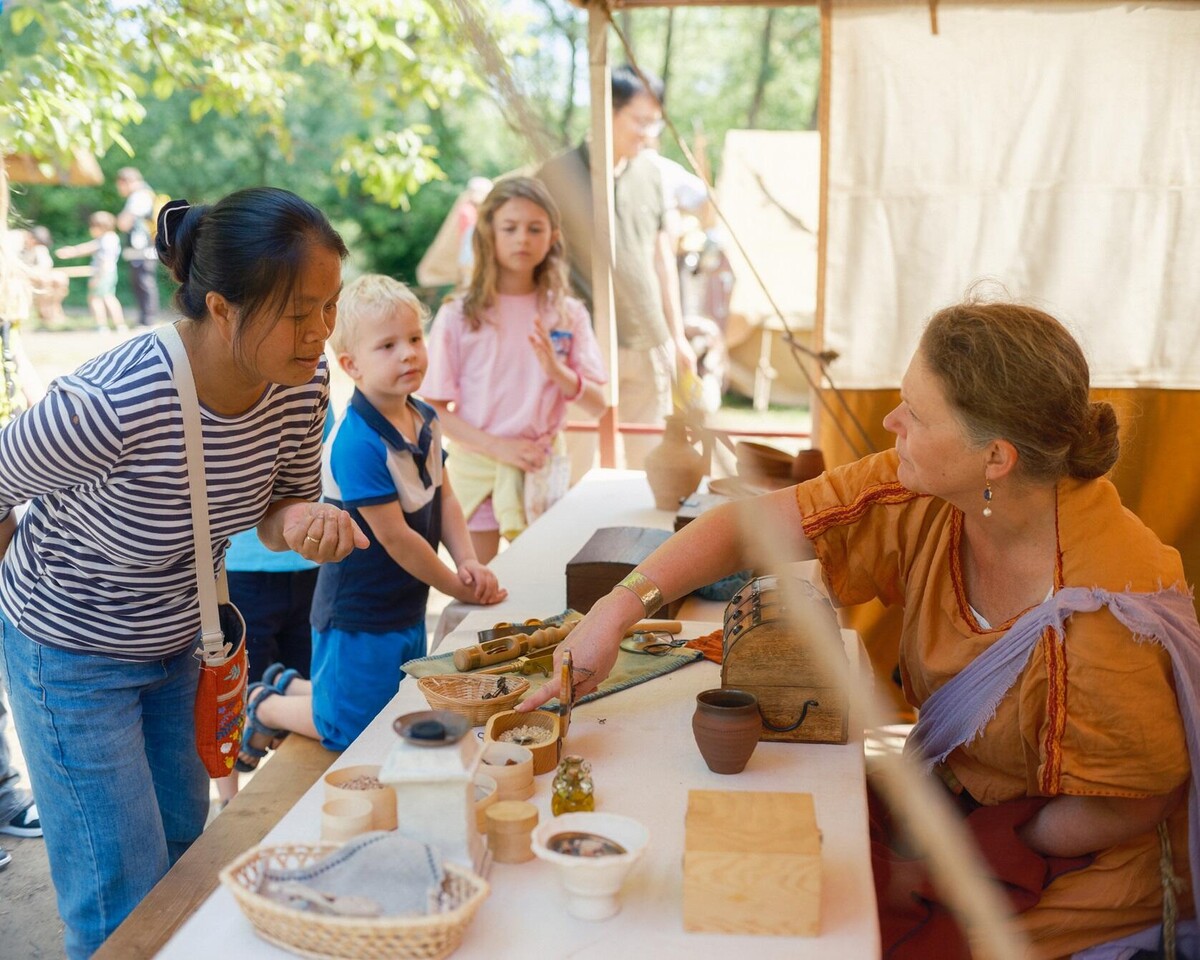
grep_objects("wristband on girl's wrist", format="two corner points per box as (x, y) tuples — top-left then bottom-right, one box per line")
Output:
(564, 370), (584, 402)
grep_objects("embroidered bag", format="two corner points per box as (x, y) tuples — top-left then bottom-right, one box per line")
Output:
(158, 324), (248, 778)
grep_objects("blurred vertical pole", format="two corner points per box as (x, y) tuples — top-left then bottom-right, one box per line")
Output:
(589, 4), (619, 469)
(813, 0), (833, 450)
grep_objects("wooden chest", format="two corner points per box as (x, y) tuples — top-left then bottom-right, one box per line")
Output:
(683, 789), (821, 936)
(721, 575), (848, 744)
(565, 526), (681, 616)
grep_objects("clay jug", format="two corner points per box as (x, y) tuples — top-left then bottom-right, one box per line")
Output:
(691, 688), (762, 774)
(645, 416), (706, 511)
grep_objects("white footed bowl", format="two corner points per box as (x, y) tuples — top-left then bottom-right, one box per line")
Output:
(531, 812), (650, 921)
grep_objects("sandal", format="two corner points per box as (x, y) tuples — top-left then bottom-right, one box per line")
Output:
(261, 663), (302, 695)
(236, 682), (289, 773)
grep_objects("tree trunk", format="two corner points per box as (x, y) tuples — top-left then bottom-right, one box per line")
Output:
(747, 9), (777, 128)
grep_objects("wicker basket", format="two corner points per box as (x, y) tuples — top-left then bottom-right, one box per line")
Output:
(220, 842), (490, 960)
(417, 674), (530, 726)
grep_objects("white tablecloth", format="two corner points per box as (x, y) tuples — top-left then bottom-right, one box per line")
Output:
(157, 618), (878, 959)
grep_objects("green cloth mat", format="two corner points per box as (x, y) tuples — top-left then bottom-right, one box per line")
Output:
(401, 646), (703, 714)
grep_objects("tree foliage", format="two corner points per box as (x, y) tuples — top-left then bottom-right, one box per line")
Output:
(3, 1), (821, 294)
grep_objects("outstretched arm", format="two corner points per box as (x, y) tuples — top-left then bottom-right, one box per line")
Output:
(519, 485), (815, 710)
(359, 498), (504, 605)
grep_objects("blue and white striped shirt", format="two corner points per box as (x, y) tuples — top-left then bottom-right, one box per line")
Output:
(0, 331), (327, 660)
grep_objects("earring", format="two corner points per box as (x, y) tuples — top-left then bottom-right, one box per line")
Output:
(983, 476), (993, 517)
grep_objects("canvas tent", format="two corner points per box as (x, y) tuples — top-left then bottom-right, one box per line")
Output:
(574, 0), (1200, 665)
(715, 129), (820, 409)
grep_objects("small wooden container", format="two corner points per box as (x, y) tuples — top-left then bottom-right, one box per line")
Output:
(484, 710), (560, 776)
(683, 789), (821, 936)
(320, 797), (374, 844)
(473, 774), (498, 833)
(486, 801), (539, 864)
(478, 742), (535, 801)
(323, 764), (398, 831)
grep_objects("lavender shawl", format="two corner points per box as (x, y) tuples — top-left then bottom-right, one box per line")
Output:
(905, 585), (1200, 922)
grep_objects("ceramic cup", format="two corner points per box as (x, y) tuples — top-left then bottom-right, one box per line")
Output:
(479, 741), (535, 801)
(320, 796), (373, 843)
(323, 763), (397, 831)
(532, 812), (650, 920)
(691, 688), (762, 774)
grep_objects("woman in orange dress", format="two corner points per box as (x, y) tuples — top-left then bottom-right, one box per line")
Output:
(522, 299), (1198, 959)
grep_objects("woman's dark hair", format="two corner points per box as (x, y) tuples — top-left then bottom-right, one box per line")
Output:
(611, 64), (664, 112)
(920, 299), (1119, 483)
(155, 187), (347, 341)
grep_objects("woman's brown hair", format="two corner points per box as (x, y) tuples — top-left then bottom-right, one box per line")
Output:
(461, 176), (571, 331)
(920, 299), (1119, 482)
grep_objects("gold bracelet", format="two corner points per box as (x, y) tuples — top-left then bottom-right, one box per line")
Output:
(616, 570), (664, 618)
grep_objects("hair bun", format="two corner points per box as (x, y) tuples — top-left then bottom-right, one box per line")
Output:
(1067, 401), (1120, 479)
(155, 200), (203, 284)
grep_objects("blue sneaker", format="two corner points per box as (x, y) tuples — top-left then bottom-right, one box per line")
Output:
(0, 845), (10, 870)
(0, 802), (42, 838)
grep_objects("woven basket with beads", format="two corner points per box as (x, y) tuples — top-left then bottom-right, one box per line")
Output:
(416, 674), (530, 726)
(220, 841), (489, 960)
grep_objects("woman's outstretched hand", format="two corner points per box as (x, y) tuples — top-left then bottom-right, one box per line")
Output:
(283, 502), (369, 563)
(517, 591), (637, 711)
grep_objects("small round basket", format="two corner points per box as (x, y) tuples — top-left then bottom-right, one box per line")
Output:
(417, 674), (530, 726)
(220, 842), (490, 960)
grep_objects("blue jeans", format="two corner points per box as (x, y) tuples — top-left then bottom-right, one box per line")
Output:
(0, 608), (208, 959)
(311, 622), (426, 751)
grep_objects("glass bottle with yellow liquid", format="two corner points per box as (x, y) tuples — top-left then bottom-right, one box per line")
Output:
(551, 755), (595, 815)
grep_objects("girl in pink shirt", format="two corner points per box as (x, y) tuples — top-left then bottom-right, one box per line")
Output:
(423, 177), (607, 562)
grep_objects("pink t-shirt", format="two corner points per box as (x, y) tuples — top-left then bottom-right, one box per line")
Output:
(421, 293), (607, 440)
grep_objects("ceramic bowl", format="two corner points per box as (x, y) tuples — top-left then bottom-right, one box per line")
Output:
(734, 440), (794, 489)
(531, 812), (650, 920)
(322, 764), (397, 831)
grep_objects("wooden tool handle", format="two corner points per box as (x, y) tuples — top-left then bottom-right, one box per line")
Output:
(454, 621), (579, 671)
(453, 635), (522, 671)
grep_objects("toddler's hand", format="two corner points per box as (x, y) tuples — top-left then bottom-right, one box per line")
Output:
(457, 560), (507, 605)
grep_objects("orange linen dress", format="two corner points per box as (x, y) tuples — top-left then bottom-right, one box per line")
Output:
(794, 450), (1192, 959)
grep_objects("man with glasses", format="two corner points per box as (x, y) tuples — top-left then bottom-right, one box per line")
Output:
(539, 65), (697, 470)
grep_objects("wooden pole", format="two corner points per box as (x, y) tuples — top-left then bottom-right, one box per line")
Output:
(589, 5), (620, 468)
(813, 0), (832, 452)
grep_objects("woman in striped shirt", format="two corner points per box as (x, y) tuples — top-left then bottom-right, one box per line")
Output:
(0, 187), (367, 959)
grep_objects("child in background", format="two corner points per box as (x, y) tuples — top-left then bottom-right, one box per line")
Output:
(237, 274), (506, 767)
(423, 176), (607, 563)
(56, 211), (127, 334)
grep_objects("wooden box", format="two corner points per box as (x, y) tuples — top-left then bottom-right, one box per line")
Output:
(721, 575), (848, 744)
(565, 526), (681, 616)
(683, 789), (821, 936)
(673, 493), (731, 531)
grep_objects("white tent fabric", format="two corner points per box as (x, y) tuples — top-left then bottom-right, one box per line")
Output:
(823, 0), (1200, 390)
(717, 129), (820, 329)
